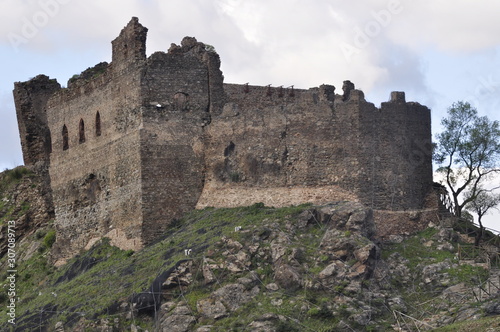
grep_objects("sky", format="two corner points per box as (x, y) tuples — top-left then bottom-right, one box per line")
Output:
(1, 0), (500, 232)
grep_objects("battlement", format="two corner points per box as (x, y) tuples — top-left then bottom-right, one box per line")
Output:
(13, 17), (433, 261)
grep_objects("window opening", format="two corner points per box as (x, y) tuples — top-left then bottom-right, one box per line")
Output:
(79, 119), (85, 144)
(96, 112), (101, 137)
(62, 125), (69, 150)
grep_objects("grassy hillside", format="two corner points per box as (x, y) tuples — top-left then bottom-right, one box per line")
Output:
(0, 168), (499, 331)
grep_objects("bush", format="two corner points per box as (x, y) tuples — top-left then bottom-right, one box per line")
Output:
(5, 167), (30, 181)
(43, 230), (56, 248)
(35, 230), (46, 240)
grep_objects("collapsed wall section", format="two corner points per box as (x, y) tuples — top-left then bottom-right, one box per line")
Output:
(13, 75), (61, 219)
(13, 75), (61, 168)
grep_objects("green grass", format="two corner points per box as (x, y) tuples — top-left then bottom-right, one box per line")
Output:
(381, 227), (455, 270)
(444, 264), (489, 286)
(431, 315), (500, 331)
(0, 203), (314, 330)
(0, 167), (34, 226)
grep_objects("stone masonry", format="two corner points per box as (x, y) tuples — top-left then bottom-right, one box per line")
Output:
(13, 17), (433, 260)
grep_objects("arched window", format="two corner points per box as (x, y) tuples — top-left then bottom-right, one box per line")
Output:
(79, 119), (86, 144)
(95, 112), (101, 137)
(62, 125), (69, 151)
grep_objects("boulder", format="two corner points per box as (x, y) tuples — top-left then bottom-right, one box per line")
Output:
(484, 302), (500, 315)
(316, 202), (375, 238)
(213, 283), (260, 311)
(197, 298), (227, 319)
(159, 305), (195, 332)
(274, 264), (301, 290)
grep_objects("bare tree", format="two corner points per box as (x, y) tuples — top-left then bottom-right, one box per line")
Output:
(434, 101), (500, 219)
(465, 189), (500, 246)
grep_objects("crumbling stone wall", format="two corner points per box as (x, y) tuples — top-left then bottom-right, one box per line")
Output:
(13, 17), (433, 260)
(200, 84), (431, 211)
(14, 76), (61, 219)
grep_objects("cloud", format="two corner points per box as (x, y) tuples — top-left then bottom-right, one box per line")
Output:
(5, 0), (485, 93)
(0, 91), (23, 169)
(388, 1), (500, 52)
(211, 0), (392, 89)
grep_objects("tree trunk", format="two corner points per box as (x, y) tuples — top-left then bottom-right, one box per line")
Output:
(453, 193), (462, 218)
(475, 218), (484, 247)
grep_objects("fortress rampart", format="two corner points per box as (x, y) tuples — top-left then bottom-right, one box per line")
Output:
(14, 18), (433, 260)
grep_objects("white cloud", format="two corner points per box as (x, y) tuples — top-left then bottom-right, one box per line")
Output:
(0, 91), (23, 169)
(389, 1), (500, 52)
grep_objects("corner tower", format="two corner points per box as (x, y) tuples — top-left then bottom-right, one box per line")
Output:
(13, 75), (61, 217)
(138, 36), (225, 243)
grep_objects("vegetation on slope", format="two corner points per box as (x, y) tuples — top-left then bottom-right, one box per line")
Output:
(0, 167), (33, 227)
(0, 167), (499, 331)
(1, 203), (324, 330)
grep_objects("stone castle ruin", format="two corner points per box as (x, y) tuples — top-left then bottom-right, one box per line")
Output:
(14, 18), (433, 260)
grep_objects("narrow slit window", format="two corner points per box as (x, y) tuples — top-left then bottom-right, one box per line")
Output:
(79, 119), (85, 144)
(95, 112), (101, 137)
(62, 125), (69, 151)
(46, 129), (52, 154)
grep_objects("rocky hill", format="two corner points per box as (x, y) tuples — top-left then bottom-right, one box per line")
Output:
(0, 167), (500, 331)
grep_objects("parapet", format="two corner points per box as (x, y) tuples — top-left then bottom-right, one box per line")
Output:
(390, 91), (405, 103)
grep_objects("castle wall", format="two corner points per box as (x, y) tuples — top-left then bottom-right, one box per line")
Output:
(41, 17), (151, 260)
(197, 83), (363, 208)
(197, 86), (432, 211)
(13, 17), (434, 262)
(45, 62), (145, 259)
